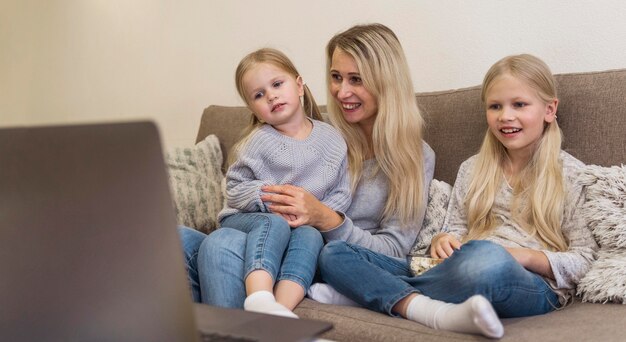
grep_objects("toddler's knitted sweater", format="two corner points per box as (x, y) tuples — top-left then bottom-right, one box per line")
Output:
(218, 119), (351, 222)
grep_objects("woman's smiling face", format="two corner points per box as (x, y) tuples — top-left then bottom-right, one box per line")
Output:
(329, 49), (378, 129)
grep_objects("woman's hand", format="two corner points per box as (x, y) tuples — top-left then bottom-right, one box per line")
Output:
(276, 213), (298, 223)
(261, 185), (343, 230)
(430, 233), (462, 259)
(505, 247), (554, 279)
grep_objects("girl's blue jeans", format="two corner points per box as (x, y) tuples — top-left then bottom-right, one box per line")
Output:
(318, 239), (560, 318)
(177, 212), (323, 308)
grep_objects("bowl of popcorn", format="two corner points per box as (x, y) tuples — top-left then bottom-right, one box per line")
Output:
(409, 254), (444, 276)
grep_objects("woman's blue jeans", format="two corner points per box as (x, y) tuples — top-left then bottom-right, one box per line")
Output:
(177, 213), (323, 308)
(319, 239), (560, 318)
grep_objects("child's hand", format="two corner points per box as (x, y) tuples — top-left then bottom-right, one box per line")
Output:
(430, 233), (462, 259)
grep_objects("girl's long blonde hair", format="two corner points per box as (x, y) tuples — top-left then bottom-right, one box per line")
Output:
(326, 23), (425, 227)
(230, 48), (322, 165)
(464, 54), (568, 251)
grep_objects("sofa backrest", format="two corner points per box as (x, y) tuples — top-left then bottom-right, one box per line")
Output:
(197, 68), (626, 185)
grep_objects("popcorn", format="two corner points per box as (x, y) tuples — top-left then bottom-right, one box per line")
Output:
(409, 255), (444, 276)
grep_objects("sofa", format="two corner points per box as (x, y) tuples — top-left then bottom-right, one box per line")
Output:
(188, 68), (626, 341)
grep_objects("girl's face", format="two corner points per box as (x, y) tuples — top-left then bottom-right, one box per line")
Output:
(242, 62), (305, 129)
(329, 49), (378, 130)
(485, 73), (557, 162)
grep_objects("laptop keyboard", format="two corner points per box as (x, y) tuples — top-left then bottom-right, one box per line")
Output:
(201, 332), (257, 342)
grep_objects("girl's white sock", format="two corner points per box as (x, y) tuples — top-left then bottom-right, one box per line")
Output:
(307, 283), (361, 307)
(406, 294), (503, 339)
(243, 290), (298, 319)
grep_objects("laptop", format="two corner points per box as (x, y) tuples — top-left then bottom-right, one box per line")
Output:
(0, 121), (332, 342)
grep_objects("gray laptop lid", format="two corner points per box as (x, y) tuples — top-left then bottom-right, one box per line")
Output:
(0, 121), (333, 342)
(193, 303), (333, 342)
(0, 122), (198, 341)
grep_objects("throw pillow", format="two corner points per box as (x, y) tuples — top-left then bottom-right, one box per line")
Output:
(576, 164), (626, 304)
(410, 179), (453, 256)
(166, 135), (224, 234)
(578, 164), (626, 248)
(577, 248), (626, 303)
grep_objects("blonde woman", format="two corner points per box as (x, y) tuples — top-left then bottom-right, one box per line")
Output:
(318, 54), (598, 338)
(195, 23), (435, 314)
(263, 23), (433, 249)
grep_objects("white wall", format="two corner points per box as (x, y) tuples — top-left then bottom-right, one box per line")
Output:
(2, 0), (625, 149)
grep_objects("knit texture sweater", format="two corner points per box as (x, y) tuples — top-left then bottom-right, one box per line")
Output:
(218, 119), (351, 222)
(322, 143), (436, 258)
(444, 151), (598, 305)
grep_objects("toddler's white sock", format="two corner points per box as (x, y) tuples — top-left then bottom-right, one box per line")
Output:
(243, 290), (298, 319)
(406, 294), (503, 339)
(307, 283), (361, 307)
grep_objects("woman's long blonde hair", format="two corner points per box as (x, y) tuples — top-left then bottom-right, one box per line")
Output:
(230, 48), (322, 165)
(326, 23), (425, 227)
(464, 54), (568, 251)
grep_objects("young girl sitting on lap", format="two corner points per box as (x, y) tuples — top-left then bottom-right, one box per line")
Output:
(180, 48), (350, 318)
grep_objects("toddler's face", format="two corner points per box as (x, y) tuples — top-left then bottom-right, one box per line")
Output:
(243, 63), (304, 128)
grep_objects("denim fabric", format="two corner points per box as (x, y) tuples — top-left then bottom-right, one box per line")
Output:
(278, 225), (324, 287)
(221, 213), (291, 281)
(177, 226), (206, 302)
(221, 213), (323, 292)
(177, 226), (247, 307)
(178, 215), (324, 308)
(201, 228), (248, 308)
(319, 239), (559, 318)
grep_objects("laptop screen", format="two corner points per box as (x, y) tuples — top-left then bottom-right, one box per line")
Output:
(0, 122), (199, 341)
